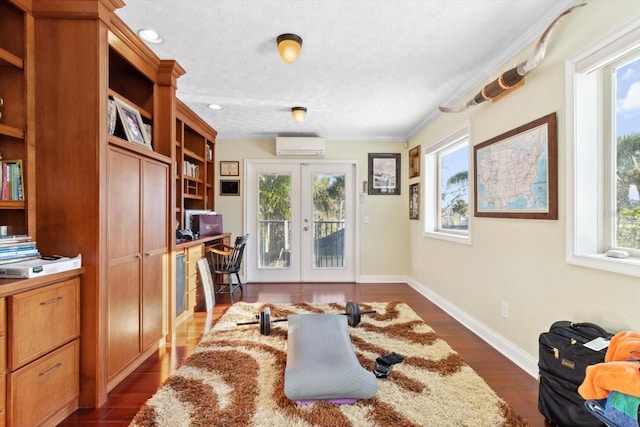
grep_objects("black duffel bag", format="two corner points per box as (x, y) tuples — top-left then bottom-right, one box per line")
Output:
(538, 321), (613, 427)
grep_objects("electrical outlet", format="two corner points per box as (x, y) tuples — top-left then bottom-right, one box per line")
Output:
(501, 302), (509, 319)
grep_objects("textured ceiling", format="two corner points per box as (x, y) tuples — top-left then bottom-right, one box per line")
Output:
(115, 0), (581, 141)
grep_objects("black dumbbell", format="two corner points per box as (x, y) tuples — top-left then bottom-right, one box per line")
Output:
(237, 301), (376, 336)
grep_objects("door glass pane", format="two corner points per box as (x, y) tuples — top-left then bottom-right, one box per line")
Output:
(258, 173), (291, 268)
(313, 173), (345, 268)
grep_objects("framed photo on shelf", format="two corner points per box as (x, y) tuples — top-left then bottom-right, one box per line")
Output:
(409, 183), (419, 220)
(368, 153), (401, 195)
(409, 145), (421, 178)
(220, 179), (240, 196)
(113, 97), (152, 150)
(474, 112), (557, 219)
(220, 161), (239, 176)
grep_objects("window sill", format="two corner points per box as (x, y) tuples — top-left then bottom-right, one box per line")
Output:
(424, 230), (471, 245)
(568, 253), (640, 278)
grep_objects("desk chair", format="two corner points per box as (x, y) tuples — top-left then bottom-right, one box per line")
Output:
(205, 234), (249, 303)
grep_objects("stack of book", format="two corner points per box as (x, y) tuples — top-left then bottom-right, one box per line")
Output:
(0, 235), (40, 264)
(0, 160), (23, 201)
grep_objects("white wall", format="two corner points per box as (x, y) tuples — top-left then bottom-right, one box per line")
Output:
(215, 0), (640, 376)
(409, 0), (640, 370)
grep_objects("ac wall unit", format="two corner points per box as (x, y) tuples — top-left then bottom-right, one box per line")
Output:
(276, 137), (326, 157)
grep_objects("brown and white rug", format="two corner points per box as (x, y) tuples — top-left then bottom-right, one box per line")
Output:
(130, 302), (528, 426)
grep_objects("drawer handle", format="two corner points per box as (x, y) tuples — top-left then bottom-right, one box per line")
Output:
(39, 362), (62, 376)
(40, 296), (63, 305)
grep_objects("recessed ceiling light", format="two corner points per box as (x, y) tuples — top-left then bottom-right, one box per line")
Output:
(137, 28), (164, 44)
(207, 104), (222, 110)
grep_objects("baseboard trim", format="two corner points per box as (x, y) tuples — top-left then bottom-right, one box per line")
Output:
(357, 274), (408, 283)
(406, 277), (538, 378)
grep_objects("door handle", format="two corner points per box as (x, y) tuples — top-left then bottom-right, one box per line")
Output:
(303, 226), (309, 231)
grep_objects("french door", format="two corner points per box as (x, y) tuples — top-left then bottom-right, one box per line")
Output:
(245, 160), (358, 282)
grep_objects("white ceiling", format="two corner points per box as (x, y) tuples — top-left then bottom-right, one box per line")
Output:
(115, 0), (581, 141)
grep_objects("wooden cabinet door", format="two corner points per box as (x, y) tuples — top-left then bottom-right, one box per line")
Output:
(141, 159), (168, 349)
(107, 148), (142, 379)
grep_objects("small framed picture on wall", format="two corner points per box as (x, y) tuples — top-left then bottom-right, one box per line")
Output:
(220, 179), (240, 196)
(220, 161), (240, 176)
(409, 145), (420, 178)
(409, 183), (419, 219)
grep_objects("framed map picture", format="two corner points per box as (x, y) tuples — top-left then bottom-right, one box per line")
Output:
(474, 112), (557, 219)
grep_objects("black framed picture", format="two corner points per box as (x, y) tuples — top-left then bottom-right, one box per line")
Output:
(220, 179), (240, 196)
(409, 183), (419, 219)
(368, 153), (401, 195)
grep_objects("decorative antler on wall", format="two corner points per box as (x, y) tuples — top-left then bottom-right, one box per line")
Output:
(439, 2), (586, 113)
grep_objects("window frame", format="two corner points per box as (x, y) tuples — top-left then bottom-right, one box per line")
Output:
(423, 122), (472, 245)
(566, 16), (640, 277)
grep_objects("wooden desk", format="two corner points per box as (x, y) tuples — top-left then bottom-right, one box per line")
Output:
(174, 233), (230, 327)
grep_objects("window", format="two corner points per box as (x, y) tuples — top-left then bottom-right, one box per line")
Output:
(567, 18), (640, 277)
(424, 124), (471, 244)
(610, 54), (640, 254)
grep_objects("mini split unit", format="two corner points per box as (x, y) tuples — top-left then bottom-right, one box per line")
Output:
(275, 137), (326, 157)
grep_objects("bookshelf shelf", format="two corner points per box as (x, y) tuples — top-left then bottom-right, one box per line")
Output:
(0, 0), (34, 238)
(0, 200), (25, 209)
(175, 99), (216, 230)
(0, 46), (23, 68)
(0, 123), (25, 140)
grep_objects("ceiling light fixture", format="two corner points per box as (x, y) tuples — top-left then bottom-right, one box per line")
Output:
(137, 28), (164, 44)
(291, 106), (307, 122)
(277, 33), (303, 63)
(207, 104), (222, 110)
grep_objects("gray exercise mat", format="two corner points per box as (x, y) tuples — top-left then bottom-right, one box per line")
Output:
(284, 313), (378, 401)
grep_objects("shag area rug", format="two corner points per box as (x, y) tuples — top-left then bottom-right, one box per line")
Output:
(130, 302), (528, 426)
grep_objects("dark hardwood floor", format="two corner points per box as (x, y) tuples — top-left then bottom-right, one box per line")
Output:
(59, 283), (549, 426)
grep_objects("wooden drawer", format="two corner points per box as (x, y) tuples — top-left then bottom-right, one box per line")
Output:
(187, 260), (199, 278)
(187, 287), (197, 311)
(186, 246), (203, 277)
(7, 339), (78, 427)
(187, 270), (199, 291)
(186, 244), (203, 261)
(8, 278), (80, 370)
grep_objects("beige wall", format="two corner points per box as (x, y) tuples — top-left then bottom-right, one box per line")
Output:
(215, 0), (640, 374)
(410, 0), (640, 364)
(214, 138), (410, 279)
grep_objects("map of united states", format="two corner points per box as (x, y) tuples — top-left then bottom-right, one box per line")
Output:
(476, 125), (548, 211)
